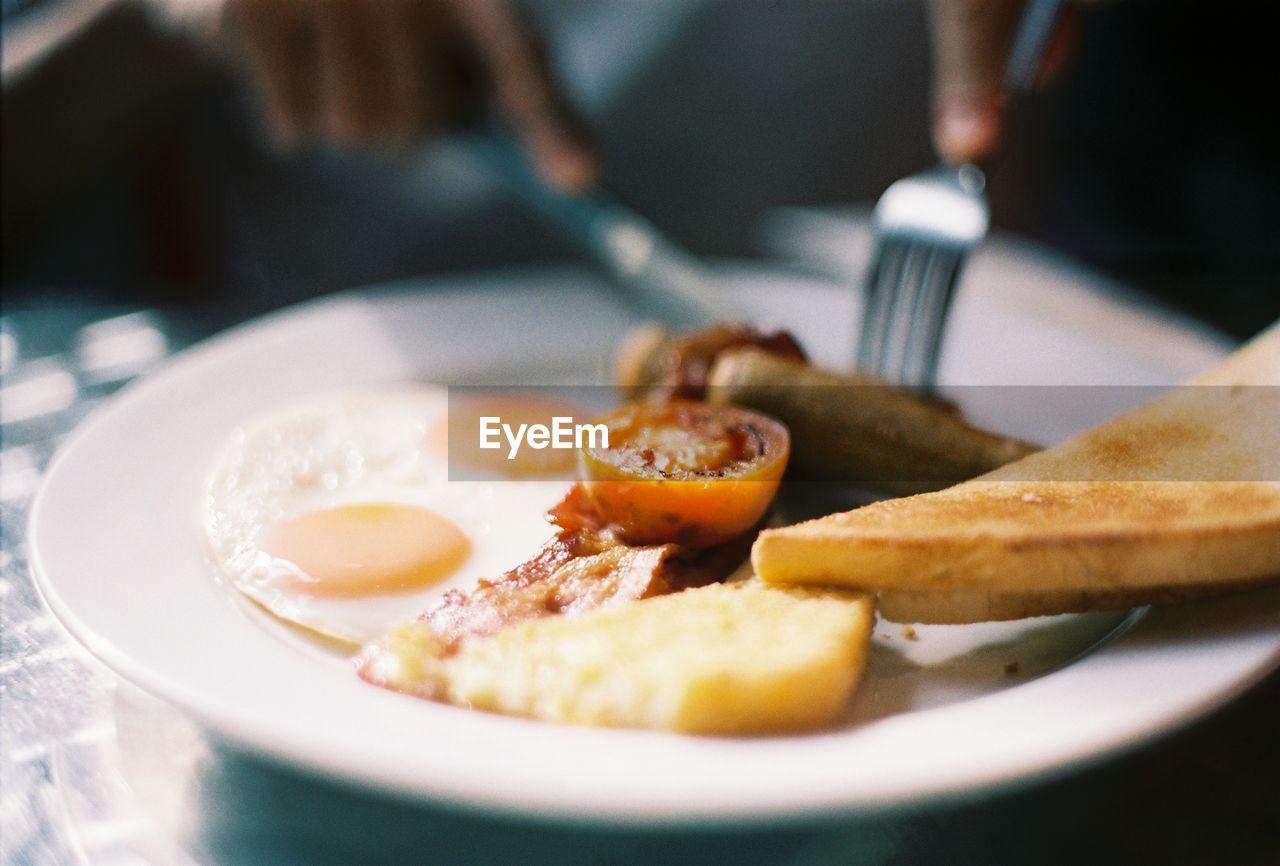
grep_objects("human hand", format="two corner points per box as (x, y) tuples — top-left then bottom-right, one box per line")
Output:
(218, 0), (596, 190)
(926, 0), (1079, 165)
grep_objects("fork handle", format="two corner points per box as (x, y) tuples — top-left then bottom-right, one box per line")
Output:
(1003, 0), (1066, 95)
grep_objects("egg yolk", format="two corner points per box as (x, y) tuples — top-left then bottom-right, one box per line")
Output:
(263, 504), (470, 597)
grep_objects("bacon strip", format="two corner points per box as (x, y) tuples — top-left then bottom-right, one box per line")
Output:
(415, 532), (684, 655)
(358, 484), (751, 693)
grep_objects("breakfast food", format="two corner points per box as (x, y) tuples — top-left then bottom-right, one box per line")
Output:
(208, 314), (1277, 736)
(579, 400), (790, 547)
(360, 482), (751, 683)
(358, 404), (794, 719)
(362, 581), (874, 734)
(707, 348), (1037, 493)
(203, 386), (567, 643)
(753, 323), (1280, 621)
(615, 322), (807, 401)
(877, 575), (1280, 624)
(616, 323), (1036, 493)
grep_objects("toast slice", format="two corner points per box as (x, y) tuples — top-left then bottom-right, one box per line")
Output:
(753, 323), (1280, 620)
(387, 581), (874, 734)
(875, 575), (1279, 624)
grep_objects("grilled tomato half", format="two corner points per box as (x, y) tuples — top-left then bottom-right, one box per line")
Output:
(579, 400), (790, 548)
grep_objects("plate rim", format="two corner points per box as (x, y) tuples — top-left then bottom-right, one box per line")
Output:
(28, 262), (1280, 824)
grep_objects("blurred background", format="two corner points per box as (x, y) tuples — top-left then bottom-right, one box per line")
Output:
(3, 2), (1280, 863)
(3, 0), (1278, 336)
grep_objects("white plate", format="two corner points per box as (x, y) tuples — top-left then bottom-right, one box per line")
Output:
(30, 257), (1280, 823)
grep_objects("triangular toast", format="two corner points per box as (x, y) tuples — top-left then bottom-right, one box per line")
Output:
(753, 322), (1280, 622)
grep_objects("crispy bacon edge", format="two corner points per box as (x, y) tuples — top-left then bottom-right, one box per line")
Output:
(356, 484), (754, 696)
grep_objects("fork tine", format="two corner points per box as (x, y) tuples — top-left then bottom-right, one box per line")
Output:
(916, 247), (966, 389)
(860, 234), (968, 390)
(899, 244), (961, 388)
(857, 236), (892, 372)
(885, 244), (933, 383)
(874, 241), (918, 380)
(894, 243), (941, 385)
(858, 236), (907, 375)
(865, 239), (935, 385)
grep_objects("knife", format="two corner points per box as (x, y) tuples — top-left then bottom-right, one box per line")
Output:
(461, 131), (733, 327)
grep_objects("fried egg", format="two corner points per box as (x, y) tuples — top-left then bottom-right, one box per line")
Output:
(203, 385), (569, 644)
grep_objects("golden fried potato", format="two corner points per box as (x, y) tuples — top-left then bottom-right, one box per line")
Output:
(441, 581), (874, 734)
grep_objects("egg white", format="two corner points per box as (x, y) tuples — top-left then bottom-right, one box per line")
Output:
(203, 385), (569, 644)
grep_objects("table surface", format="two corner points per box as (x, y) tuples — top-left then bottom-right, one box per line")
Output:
(2, 297), (1277, 866)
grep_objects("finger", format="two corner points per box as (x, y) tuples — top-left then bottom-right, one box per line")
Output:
(382, 0), (463, 142)
(452, 0), (597, 191)
(221, 0), (318, 146)
(314, 0), (398, 145)
(382, 0), (429, 142)
(926, 0), (1025, 164)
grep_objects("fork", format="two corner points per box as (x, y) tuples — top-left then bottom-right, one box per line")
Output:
(857, 0), (1064, 390)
